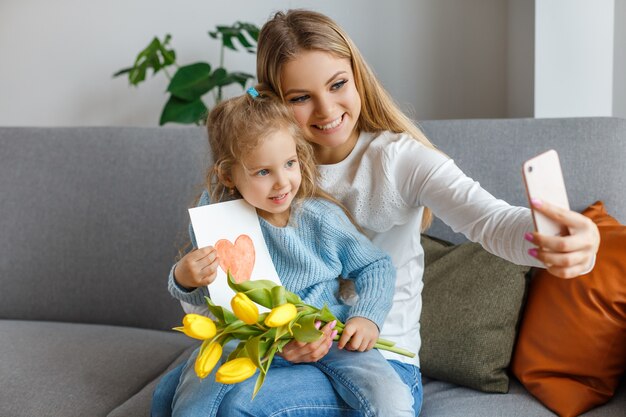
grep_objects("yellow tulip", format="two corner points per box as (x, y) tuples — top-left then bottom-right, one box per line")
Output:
(231, 292), (259, 325)
(264, 303), (297, 327)
(215, 357), (257, 384)
(173, 314), (216, 340)
(194, 342), (223, 379)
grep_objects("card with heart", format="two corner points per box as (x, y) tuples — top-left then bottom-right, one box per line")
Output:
(188, 199), (281, 310)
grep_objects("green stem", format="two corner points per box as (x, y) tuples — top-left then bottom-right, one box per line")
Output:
(374, 338), (396, 347)
(373, 343), (415, 358)
(331, 335), (414, 358)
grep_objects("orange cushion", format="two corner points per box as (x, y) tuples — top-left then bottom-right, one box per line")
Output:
(511, 201), (626, 417)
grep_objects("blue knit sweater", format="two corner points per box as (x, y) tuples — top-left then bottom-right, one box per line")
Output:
(168, 192), (396, 328)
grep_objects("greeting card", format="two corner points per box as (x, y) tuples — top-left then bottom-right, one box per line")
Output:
(188, 199), (280, 310)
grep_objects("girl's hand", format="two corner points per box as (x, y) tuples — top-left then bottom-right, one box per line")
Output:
(173, 246), (219, 290)
(527, 199), (600, 279)
(338, 317), (379, 352)
(278, 320), (335, 363)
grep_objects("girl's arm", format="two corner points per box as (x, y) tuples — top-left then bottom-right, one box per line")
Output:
(320, 202), (396, 331)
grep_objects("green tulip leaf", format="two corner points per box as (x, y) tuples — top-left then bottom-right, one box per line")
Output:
(243, 288), (273, 309)
(270, 286), (287, 307)
(204, 297), (237, 324)
(291, 314), (324, 343)
(252, 371), (267, 399)
(159, 96), (207, 125)
(167, 62), (213, 101)
(227, 272), (279, 292)
(317, 305), (341, 326)
(227, 341), (246, 361)
(273, 324), (292, 342)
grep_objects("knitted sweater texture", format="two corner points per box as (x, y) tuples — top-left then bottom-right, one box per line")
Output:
(168, 197), (395, 329)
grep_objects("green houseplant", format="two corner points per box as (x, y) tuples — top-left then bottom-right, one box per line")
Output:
(114, 22), (259, 125)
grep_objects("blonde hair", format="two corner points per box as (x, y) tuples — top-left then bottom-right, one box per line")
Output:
(257, 9), (439, 229)
(206, 86), (358, 227)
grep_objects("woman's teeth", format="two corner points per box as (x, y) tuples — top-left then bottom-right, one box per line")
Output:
(271, 193), (287, 200)
(316, 116), (342, 130)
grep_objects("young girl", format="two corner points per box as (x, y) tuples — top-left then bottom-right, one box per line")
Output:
(152, 9), (600, 417)
(167, 88), (417, 416)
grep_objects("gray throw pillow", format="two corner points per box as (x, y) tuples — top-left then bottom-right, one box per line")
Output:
(419, 234), (531, 393)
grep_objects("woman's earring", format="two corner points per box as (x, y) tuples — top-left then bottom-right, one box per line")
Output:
(228, 187), (235, 196)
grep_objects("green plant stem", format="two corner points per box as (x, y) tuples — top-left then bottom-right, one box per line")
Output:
(374, 338), (396, 347)
(331, 335), (415, 358)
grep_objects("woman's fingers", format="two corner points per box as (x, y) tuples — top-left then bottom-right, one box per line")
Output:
(531, 199), (586, 229)
(528, 199), (599, 279)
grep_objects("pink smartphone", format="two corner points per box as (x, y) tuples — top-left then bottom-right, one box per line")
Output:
(522, 149), (570, 236)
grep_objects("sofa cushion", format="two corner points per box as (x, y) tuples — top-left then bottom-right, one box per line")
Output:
(420, 235), (530, 393)
(511, 201), (626, 417)
(0, 320), (196, 417)
(420, 376), (626, 417)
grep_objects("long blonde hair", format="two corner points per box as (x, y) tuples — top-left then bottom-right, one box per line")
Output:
(257, 9), (439, 230)
(206, 87), (358, 227)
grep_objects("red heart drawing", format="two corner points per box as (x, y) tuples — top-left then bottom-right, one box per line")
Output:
(214, 234), (256, 283)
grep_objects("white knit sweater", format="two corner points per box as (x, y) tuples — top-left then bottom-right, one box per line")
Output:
(318, 130), (542, 366)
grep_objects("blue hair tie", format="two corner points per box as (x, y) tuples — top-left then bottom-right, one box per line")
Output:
(246, 87), (259, 99)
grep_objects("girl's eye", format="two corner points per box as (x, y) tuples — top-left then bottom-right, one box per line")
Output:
(331, 80), (348, 91)
(288, 94), (309, 104)
(286, 159), (298, 168)
(256, 169), (269, 177)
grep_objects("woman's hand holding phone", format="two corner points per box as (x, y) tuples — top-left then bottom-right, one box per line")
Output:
(522, 150), (600, 278)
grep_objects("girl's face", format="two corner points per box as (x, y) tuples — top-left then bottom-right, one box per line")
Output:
(229, 128), (302, 227)
(280, 50), (361, 165)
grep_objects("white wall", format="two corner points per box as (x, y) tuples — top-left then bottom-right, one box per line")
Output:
(534, 0), (615, 118)
(0, 0), (509, 126)
(3, 0), (624, 126)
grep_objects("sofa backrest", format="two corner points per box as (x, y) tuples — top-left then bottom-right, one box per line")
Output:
(420, 117), (626, 243)
(0, 127), (209, 330)
(1, 118), (624, 330)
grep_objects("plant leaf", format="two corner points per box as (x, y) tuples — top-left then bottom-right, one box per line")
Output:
(227, 341), (246, 361)
(243, 288), (273, 309)
(227, 272), (278, 292)
(270, 286), (288, 307)
(114, 35), (176, 86)
(167, 62), (213, 101)
(291, 313), (324, 343)
(228, 72), (255, 88)
(204, 297), (237, 324)
(252, 370), (267, 399)
(159, 95), (207, 125)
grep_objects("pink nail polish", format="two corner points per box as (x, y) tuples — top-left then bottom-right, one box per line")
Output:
(524, 232), (534, 242)
(329, 320), (337, 330)
(314, 321), (321, 330)
(528, 248), (538, 257)
(331, 330), (338, 339)
(530, 198), (542, 208)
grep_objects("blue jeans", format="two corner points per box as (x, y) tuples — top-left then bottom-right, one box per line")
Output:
(152, 347), (423, 417)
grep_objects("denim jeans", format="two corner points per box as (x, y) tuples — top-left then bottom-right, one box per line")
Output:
(152, 347), (423, 417)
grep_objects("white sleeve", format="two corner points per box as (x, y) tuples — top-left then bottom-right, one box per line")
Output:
(387, 139), (542, 267)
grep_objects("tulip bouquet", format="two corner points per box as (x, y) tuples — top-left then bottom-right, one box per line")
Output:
(174, 272), (415, 398)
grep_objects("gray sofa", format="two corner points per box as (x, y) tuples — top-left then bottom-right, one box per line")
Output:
(1, 118), (624, 416)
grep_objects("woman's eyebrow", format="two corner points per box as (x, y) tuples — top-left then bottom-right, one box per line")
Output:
(325, 71), (347, 85)
(283, 71), (347, 96)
